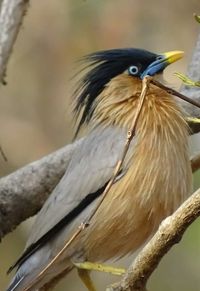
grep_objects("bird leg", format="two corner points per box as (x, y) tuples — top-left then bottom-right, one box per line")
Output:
(186, 117), (200, 124)
(75, 262), (126, 291)
(74, 261), (126, 275)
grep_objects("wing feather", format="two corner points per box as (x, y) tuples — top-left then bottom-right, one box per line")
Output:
(9, 126), (132, 272)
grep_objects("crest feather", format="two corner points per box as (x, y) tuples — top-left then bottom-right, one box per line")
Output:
(73, 48), (157, 136)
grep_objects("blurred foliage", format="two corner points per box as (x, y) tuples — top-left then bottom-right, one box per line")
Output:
(194, 13), (200, 23)
(175, 72), (200, 87)
(0, 0), (200, 290)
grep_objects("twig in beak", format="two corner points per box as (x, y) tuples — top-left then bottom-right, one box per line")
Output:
(151, 79), (200, 109)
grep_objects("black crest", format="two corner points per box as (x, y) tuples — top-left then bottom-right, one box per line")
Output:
(73, 48), (157, 135)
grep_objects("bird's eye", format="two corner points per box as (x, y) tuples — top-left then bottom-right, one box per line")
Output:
(128, 65), (139, 76)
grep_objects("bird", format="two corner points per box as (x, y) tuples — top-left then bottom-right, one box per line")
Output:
(7, 48), (192, 291)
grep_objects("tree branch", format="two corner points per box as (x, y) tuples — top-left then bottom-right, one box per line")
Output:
(107, 186), (200, 291)
(191, 152), (200, 172)
(0, 0), (29, 84)
(0, 139), (82, 240)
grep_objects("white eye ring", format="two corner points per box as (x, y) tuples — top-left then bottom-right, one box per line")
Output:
(128, 65), (139, 75)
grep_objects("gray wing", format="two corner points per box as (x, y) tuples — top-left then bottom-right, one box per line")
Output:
(26, 126), (130, 247)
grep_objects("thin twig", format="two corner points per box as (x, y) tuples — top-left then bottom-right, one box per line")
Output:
(0, 145), (7, 161)
(151, 79), (200, 109)
(85, 76), (152, 225)
(191, 153), (200, 173)
(24, 76), (152, 291)
(23, 224), (85, 291)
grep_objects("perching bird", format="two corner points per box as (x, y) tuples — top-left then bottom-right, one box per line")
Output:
(7, 48), (192, 291)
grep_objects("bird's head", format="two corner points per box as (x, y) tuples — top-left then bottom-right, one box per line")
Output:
(74, 48), (183, 135)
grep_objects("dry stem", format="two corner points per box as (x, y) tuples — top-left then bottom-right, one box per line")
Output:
(151, 79), (200, 109)
(191, 153), (200, 172)
(0, 145), (8, 161)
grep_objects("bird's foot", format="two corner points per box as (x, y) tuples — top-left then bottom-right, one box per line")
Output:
(74, 261), (126, 276)
(186, 117), (200, 124)
(75, 261), (126, 291)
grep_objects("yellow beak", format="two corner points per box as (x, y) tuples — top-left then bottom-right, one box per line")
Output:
(141, 50), (184, 78)
(162, 50), (184, 64)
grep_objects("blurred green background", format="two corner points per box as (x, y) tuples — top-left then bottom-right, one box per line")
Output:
(0, 0), (200, 290)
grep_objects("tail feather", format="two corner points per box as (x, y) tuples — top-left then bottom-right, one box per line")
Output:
(6, 273), (25, 291)
(6, 265), (74, 291)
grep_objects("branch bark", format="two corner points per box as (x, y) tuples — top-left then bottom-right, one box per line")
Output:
(107, 187), (200, 291)
(0, 0), (29, 83)
(0, 140), (82, 240)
